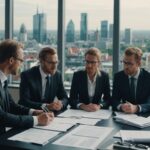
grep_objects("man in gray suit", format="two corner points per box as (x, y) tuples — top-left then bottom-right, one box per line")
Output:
(0, 39), (54, 135)
(112, 47), (150, 114)
(19, 47), (68, 112)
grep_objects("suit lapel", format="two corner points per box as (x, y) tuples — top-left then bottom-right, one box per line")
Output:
(83, 71), (89, 102)
(136, 70), (143, 100)
(36, 68), (42, 99)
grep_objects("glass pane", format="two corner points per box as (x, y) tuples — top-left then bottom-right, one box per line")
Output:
(0, 0), (5, 40)
(65, 0), (113, 88)
(13, 0), (58, 84)
(121, 0), (150, 71)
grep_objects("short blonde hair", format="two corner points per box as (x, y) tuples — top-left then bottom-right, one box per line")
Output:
(125, 47), (143, 62)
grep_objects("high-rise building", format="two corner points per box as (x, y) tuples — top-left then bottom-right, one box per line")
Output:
(33, 9), (47, 43)
(80, 13), (88, 41)
(109, 24), (113, 39)
(101, 20), (108, 39)
(125, 28), (132, 45)
(66, 20), (75, 42)
(19, 23), (27, 42)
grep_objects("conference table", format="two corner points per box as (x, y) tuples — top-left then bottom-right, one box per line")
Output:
(0, 111), (150, 150)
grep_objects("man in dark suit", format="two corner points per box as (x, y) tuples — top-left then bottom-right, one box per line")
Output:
(70, 48), (111, 111)
(112, 47), (150, 114)
(0, 39), (54, 135)
(19, 47), (68, 112)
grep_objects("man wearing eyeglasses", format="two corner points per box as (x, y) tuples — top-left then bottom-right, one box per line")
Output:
(19, 47), (68, 113)
(0, 39), (54, 135)
(70, 48), (111, 111)
(112, 47), (150, 114)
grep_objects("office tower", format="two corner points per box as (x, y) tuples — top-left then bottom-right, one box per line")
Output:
(66, 20), (75, 42)
(80, 13), (88, 41)
(125, 28), (132, 45)
(109, 24), (113, 39)
(19, 23), (27, 42)
(33, 9), (47, 43)
(101, 20), (108, 39)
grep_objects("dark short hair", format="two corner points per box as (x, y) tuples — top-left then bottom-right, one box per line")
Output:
(38, 47), (57, 61)
(125, 47), (143, 61)
(0, 39), (23, 63)
(85, 47), (101, 62)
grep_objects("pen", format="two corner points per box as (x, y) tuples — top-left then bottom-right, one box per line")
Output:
(41, 105), (50, 113)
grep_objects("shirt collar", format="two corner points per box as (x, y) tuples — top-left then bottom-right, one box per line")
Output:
(87, 73), (97, 83)
(0, 70), (8, 84)
(128, 68), (140, 79)
(39, 66), (51, 79)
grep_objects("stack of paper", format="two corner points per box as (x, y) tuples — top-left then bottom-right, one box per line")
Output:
(9, 128), (60, 145)
(53, 125), (113, 150)
(114, 112), (150, 128)
(120, 130), (150, 143)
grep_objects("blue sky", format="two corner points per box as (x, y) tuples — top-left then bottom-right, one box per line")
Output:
(0, 0), (150, 30)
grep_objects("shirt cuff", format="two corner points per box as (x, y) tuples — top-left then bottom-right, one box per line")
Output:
(77, 103), (83, 109)
(33, 116), (38, 126)
(29, 109), (35, 115)
(117, 104), (122, 111)
(138, 105), (142, 112)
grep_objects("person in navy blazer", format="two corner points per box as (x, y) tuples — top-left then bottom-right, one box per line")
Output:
(112, 47), (150, 114)
(70, 48), (111, 111)
(19, 47), (68, 112)
(0, 39), (53, 135)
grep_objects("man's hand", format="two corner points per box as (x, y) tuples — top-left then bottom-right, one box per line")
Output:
(32, 110), (43, 116)
(47, 100), (63, 111)
(79, 103), (100, 112)
(121, 102), (138, 113)
(37, 112), (54, 126)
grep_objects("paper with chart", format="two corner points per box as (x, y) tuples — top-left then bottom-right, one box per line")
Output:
(8, 128), (60, 145)
(53, 125), (113, 150)
(58, 109), (112, 119)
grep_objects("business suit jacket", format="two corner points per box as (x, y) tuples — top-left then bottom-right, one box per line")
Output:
(19, 66), (68, 110)
(112, 69), (150, 113)
(0, 82), (33, 135)
(70, 70), (111, 109)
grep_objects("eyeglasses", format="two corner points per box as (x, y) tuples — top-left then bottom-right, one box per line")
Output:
(45, 60), (59, 65)
(84, 60), (100, 65)
(14, 57), (24, 63)
(121, 60), (135, 66)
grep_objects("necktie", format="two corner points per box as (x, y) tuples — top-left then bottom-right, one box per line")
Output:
(3, 80), (9, 111)
(44, 76), (51, 100)
(130, 77), (136, 102)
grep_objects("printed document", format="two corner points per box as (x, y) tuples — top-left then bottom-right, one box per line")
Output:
(9, 128), (60, 145)
(53, 125), (113, 149)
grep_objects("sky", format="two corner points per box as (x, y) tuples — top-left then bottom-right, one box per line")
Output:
(0, 0), (150, 30)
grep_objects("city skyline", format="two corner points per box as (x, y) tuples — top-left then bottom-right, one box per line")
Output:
(1, 0), (150, 30)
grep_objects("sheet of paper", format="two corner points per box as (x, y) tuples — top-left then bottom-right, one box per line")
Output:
(55, 117), (100, 125)
(53, 125), (113, 150)
(120, 130), (150, 143)
(58, 109), (112, 119)
(70, 125), (113, 138)
(34, 122), (74, 132)
(9, 128), (60, 145)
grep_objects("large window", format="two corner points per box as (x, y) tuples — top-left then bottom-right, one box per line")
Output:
(0, 0), (5, 41)
(121, 0), (150, 71)
(65, 0), (113, 86)
(12, 0), (58, 83)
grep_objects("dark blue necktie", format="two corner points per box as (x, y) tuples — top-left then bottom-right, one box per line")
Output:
(130, 77), (136, 102)
(44, 76), (51, 100)
(3, 80), (9, 111)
